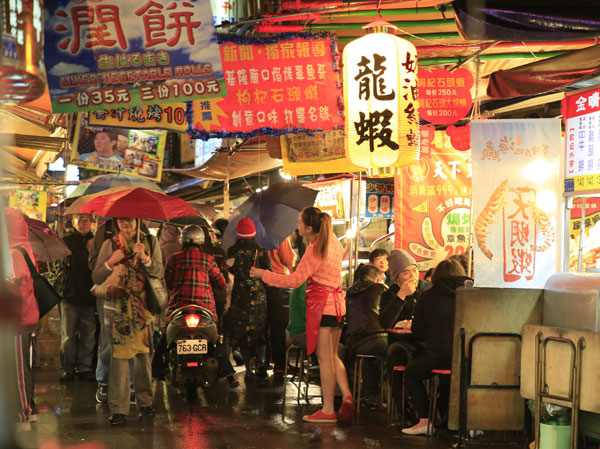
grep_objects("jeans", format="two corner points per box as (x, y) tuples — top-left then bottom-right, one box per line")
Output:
(60, 301), (96, 373)
(96, 298), (133, 386)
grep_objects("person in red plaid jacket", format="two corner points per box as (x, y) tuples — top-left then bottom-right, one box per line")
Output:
(154, 225), (239, 388)
(164, 226), (226, 320)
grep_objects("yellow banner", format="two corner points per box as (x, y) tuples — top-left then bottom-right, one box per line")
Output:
(10, 189), (47, 221)
(281, 130), (362, 176)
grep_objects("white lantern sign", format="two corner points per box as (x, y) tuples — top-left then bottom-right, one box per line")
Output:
(343, 24), (420, 174)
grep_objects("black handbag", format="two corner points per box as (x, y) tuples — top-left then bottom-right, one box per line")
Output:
(15, 246), (62, 318)
(143, 237), (168, 315)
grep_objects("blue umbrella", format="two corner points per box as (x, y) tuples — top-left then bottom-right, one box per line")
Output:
(222, 182), (318, 251)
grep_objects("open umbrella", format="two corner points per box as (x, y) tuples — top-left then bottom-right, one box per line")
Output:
(63, 186), (131, 216)
(78, 187), (198, 221)
(24, 216), (71, 262)
(222, 182), (318, 251)
(72, 174), (163, 198)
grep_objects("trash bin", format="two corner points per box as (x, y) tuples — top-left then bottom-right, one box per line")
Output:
(540, 423), (571, 449)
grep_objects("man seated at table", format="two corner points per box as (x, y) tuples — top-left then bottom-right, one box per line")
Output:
(345, 265), (389, 404)
(379, 249), (431, 420)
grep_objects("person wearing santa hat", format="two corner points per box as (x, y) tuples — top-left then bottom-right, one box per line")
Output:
(223, 218), (272, 385)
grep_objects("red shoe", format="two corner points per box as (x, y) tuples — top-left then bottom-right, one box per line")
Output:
(337, 396), (354, 422)
(302, 410), (337, 423)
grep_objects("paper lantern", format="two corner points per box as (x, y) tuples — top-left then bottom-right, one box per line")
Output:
(343, 21), (420, 176)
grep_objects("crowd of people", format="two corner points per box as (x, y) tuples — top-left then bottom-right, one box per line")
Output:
(4, 204), (473, 433)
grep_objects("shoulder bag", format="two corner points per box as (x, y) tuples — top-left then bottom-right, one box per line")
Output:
(143, 236), (168, 315)
(15, 246), (62, 318)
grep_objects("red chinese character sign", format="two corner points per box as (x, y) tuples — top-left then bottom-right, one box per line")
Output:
(393, 127), (472, 273)
(43, 0), (225, 113)
(471, 119), (561, 288)
(188, 34), (344, 138)
(343, 31), (419, 172)
(418, 68), (473, 125)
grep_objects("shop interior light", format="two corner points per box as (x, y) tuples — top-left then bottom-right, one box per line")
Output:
(536, 190), (558, 213)
(522, 158), (555, 183)
(279, 169), (292, 180)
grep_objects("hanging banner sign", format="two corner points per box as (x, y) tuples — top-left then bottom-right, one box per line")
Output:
(70, 113), (166, 181)
(563, 85), (600, 192)
(365, 181), (394, 219)
(569, 197), (600, 271)
(471, 119), (561, 288)
(394, 127), (472, 273)
(189, 34), (344, 139)
(43, 0), (225, 113)
(9, 190), (47, 222)
(280, 130), (362, 176)
(418, 68), (473, 125)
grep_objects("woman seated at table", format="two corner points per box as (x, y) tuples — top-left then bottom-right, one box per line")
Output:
(401, 258), (472, 435)
(345, 265), (389, 400)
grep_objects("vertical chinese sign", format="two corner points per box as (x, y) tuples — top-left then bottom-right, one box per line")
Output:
(43, 0), (225, 113)
(343, 32), (419, 171)
(563, 85), (600, 192)
(394, 127), (472, 272)
(189, 34), (344, 138)
(418, 68), (473, 125)
(471, 119), (561, 288)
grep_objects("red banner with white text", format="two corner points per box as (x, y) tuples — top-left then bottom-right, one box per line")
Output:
(189, 34), (344, 139)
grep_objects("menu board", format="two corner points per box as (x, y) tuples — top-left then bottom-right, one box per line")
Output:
(563, 85), (600, 192)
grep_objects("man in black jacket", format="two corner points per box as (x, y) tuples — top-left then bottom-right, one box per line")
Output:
(60, 213), (96, 381)
(380, 249), (430, 420)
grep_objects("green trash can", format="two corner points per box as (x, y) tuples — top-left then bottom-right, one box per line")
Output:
(540, 423), (571, 449)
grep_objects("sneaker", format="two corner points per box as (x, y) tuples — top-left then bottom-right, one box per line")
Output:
(227, 374), (240, 389)
(302, 410), (337, 423)
(130, 390), (136, 405)
(337, 396), (354, 422)
(108, 413), (126, 426)
(402, 419), (429, 435)
(96, 384), (108, 404)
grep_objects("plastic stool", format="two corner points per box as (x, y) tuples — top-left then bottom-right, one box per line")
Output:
(427, 368), (451, 436)
(388, 365), (406, 425)
(282, 344), (311, 406)
(352, 354), (386, 417)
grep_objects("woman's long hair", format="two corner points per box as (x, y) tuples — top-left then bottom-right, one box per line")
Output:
(431, 258), (466, 284)
(301, 207), (332, 259)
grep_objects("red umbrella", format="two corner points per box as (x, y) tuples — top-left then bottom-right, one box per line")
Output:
(23, 216), (71, 262)
(78, 187), (198, 221)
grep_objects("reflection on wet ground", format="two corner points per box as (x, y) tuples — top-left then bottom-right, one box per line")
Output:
(19, 331), (526, 449)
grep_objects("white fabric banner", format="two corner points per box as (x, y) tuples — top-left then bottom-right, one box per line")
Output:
(471, 119), (561, 288)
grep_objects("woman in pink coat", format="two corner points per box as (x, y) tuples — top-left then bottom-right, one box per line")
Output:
(250, 207), (353, 423)
(4, 207), (40, 427)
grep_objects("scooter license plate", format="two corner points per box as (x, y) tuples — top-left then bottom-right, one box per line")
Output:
(176, 339), (208, 355)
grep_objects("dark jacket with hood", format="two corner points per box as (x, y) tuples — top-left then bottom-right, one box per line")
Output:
(411, 275), (472, 357)
(345, 280), (387, 348)
(379, 279), (430, 330)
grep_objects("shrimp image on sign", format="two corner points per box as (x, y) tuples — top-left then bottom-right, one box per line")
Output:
(527, 202), (556, 252)
(474, 179), (509, 260)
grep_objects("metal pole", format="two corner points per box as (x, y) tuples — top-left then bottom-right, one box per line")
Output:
(347, 177), (355, 287)
(353, 173), (362, 279)
(577, 198), (586, 272)
(223, 173), (230, 220)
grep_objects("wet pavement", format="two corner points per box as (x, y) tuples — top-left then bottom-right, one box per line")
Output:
(19, 321), (527, 449)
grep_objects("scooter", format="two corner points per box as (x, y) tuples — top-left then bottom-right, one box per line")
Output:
(165, 304), (220, 400)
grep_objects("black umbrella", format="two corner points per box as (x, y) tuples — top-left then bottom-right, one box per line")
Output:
(222, 182), (318, 251)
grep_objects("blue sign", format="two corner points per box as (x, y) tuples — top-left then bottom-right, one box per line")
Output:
(365, 181), (394, 218)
